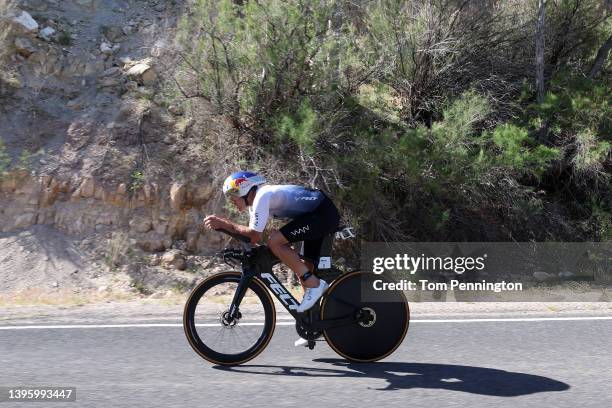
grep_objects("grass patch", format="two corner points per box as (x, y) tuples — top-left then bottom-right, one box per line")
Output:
(104, 231), (130, 269)
(130, 278), (151, 296)
(56, 31), (72, 46)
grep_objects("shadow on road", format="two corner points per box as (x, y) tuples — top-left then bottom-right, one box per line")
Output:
(214, 359), (569, 396)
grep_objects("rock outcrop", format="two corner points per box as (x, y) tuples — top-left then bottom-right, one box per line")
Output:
(125, 58), (157, 86)
(0, 0), (233, 297)
(0, 172), (218, 254)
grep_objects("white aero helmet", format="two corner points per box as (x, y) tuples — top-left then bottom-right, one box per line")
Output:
(222, 171), (266, 198)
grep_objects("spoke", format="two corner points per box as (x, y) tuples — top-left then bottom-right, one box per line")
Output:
(235, 325), (253, 350)
(220, 324), (229, 352)
(193, 279), (269, 356)
(210, 326), (225, 346)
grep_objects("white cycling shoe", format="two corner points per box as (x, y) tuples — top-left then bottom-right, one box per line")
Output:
(294, 334), (324, 347)
(296, 279), (329, 313)
(295, 337), (309, 347)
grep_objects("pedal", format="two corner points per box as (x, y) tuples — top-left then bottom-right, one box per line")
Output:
(335, 226), (356, 240)
(307, 340), (315, 350)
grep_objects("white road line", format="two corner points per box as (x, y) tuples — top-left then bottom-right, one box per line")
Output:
(0, 316), (611, 330)
(0, 322), (294, 330)
(412, 316), (612, 323)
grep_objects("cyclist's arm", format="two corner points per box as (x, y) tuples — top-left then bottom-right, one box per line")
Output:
(203, 215), (262, 244)
(246, 188), (270, 244)
(223, 220), (262, 244)
(204, 189), (270, 244)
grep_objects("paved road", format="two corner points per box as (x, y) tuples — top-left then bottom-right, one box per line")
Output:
(1, 318), (611, 407)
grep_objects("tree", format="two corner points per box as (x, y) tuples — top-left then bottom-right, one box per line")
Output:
(588, 34), (612, 78)
(535, 0), (547, 105)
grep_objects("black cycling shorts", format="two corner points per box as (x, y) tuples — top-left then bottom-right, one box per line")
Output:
(279, 194), (340, 261)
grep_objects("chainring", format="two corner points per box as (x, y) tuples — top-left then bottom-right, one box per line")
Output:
(295, 321), (323, 340)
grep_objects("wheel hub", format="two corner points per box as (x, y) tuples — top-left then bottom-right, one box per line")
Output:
(220, 311), (241, 327)
(358, 307), (376, 328)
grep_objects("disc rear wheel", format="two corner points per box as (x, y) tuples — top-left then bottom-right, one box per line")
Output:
(321, 271), (409, 362)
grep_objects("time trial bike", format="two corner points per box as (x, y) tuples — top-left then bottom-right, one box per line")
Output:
(183, 227), (409, 365)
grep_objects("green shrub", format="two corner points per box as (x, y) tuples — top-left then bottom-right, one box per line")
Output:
(533, 74), (610, 178)
(56, 31), (72, 46)
(573, 129), (611, 175)
(178, 0), (337, 121)
(129, 170), (145, 192)
(591, 199), (612, 241)
(274, 101), (318, 155)
(429, 91), (491, 181)
(0, 137), (10, 176)
(15, 149), (34, 171)
(356, 83), (403, 125)
(177, 0), (611, 242)
(489, 124), (560, 177)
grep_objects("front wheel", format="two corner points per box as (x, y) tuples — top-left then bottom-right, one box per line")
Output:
(321, 271), (409, 362)
(183, 272), (276, 365)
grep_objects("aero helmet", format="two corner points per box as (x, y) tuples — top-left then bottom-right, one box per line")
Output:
(222, 171), (266, 198)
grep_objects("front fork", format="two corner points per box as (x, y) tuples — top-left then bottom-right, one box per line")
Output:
(227, 267), (256, 321)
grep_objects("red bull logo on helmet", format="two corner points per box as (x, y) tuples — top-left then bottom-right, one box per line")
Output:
(230, 177), (247, 189)
(223, 171), (266, 197)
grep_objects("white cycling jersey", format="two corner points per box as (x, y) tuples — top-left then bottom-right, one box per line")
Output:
(248, 185), (324, 232)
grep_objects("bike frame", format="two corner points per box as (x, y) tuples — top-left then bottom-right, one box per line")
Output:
(216, 227), (361, 333)
(227, 246), (359, 333)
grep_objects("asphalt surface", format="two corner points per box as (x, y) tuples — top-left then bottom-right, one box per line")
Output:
(1, 318), (611, 408)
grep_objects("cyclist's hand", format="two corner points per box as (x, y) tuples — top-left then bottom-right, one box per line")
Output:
(203, 215), (226, 231)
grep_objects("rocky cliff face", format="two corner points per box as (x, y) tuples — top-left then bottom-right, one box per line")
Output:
(1, 171), (219, 252)
(0, 0), (232, 298)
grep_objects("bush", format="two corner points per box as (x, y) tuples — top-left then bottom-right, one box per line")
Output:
(488, 124), (560, 177)
(105, 232), (130, 270)
(0, 137), (10, 177)
(591, 199), (612, 241)
(177, 0), (611, 242)
(274, 100), (318, 155)
(542, 74), (611, 182)
(129, 170), (145, 192)
(178, 0), (338, 123)
(56, 31), (71, 46)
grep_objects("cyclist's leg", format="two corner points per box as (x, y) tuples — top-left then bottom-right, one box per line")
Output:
(298, 245), (314, 290)
(268, 230), (319, 288)
(268, 196), (340, 287)
(303, 237), (323, 270)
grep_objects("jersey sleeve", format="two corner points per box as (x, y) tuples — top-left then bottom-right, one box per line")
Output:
(249, 190), (270, 232)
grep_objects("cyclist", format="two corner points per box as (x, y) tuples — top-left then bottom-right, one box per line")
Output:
(202, 171), (340, 318)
